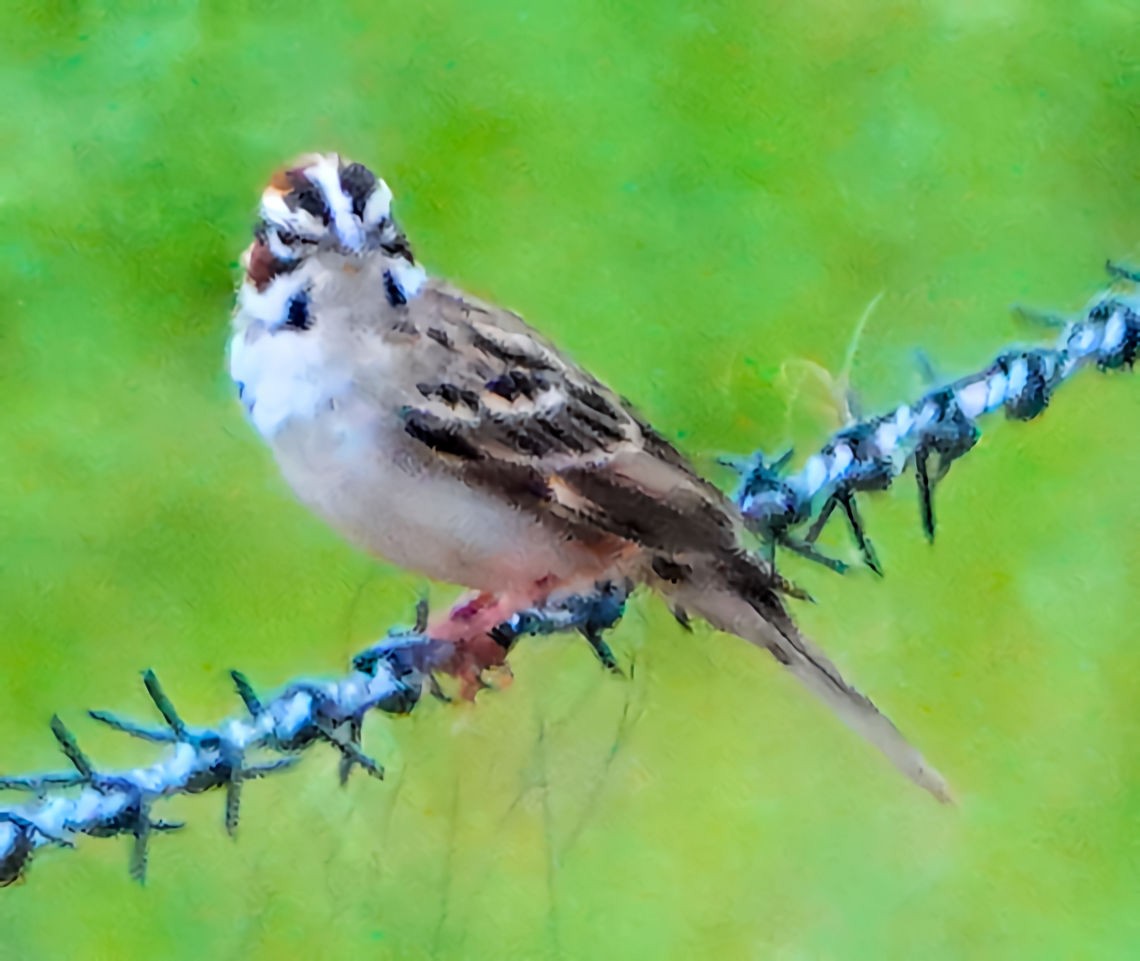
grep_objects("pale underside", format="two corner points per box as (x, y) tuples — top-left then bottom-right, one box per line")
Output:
(229, 240), (951, 802)
(233, 247), (745, 595)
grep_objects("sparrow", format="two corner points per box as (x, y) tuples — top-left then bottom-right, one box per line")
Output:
(228, 153), (950, 802)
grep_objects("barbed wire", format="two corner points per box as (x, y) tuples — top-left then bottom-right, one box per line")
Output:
(3, 267), (1136, 885)
(0, 585), (630, 885)
(732, 263), (1139, 573)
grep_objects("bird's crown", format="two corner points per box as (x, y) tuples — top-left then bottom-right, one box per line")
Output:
(243, 153), (415, 292)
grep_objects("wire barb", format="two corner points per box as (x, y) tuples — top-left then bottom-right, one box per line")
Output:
(735, 266), (1140, 573)
(141, 670), (187, 738)
(1, 269), (1135, 885)
(0, 583), (633, 884)
(50, 716), (94, 781)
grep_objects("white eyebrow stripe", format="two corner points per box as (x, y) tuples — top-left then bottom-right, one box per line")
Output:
(259, 191), (326, 239)
(265, 228), (298, 260)
(363, 179), (394, 226)
(303, 156), (364, 252)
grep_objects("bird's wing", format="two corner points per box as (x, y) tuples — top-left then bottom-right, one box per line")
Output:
(385, 280), (949, 800)
(386, 279), (753, 561)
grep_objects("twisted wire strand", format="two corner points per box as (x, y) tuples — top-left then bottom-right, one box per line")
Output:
(0, 586), (630, 885)
(735, 265), (1139, 572)
(3, 268), (1135, 885)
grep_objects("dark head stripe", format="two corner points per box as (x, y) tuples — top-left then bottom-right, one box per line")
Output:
(282, 169), (331, 223)
(260, 155), (407, 256)
(339, 163), (378, 219)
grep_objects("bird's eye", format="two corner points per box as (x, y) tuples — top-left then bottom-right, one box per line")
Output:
(291, 183), (331, 223)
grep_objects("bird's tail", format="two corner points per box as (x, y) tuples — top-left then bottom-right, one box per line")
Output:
(662, 570), (952, 803)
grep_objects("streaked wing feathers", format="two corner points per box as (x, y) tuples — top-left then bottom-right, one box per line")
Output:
(397, 280), (743, 556)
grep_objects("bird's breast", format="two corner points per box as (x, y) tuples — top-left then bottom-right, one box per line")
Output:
(228, 323), (359, 439)
(263, 389), (603, 592)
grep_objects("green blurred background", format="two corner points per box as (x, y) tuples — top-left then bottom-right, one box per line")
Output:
(2, 1), (1139, 958)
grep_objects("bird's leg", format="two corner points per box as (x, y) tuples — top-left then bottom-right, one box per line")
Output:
(425, 587), (549, 699)
(426, 546), (639, 698)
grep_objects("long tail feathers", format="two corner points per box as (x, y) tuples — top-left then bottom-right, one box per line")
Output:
(671, 581), (953, 803)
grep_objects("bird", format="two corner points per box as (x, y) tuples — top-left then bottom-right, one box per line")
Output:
(228, 152), (950, 802)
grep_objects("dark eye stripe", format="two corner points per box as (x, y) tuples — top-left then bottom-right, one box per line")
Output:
(247, 226), (303, 291)
(380, 234), (415, 263)
(339, 163), (378, 219)
(283, 171), (330, 223)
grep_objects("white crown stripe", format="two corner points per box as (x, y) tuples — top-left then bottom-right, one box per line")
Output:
(302, 155), (365, 252)
(363, 180), (394, 226)
(230, 156), (425, 439)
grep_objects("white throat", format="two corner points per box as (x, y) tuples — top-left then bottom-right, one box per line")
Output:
(230, 251), (427, 438)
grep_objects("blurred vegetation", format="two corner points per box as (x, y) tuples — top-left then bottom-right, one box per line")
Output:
(2, 1), (1139, 958)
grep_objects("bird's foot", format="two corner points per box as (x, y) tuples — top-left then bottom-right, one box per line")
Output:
(425, 590), (531, 699)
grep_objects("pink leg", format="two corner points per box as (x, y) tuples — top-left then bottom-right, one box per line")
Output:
(426, 543), (641, 698)
(426, 584), (554, 699)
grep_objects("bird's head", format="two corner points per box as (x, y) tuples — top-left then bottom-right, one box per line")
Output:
(241, 153), (420, 291)
(236, 153), (426, 340)
(231, 154), (430, 435)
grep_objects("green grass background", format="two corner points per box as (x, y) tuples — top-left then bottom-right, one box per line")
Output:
(2, 1), (1139, 958)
